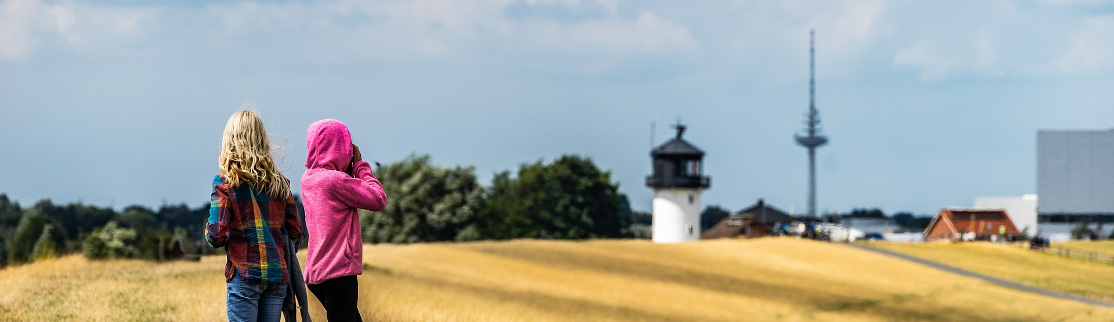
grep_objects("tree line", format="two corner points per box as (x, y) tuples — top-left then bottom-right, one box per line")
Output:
(0, 194), (214, 268)
(695, 205), (933, 232)
(1, 153), (635, 268)
(360, 154), (632, 243)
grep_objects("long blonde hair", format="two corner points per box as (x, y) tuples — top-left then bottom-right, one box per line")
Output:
(218, 110), (290, 199)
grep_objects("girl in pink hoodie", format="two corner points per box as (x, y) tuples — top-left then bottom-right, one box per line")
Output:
(301, 119), (387, 322)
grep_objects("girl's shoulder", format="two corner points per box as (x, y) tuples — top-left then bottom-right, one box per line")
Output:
(212, 174), (228, 185)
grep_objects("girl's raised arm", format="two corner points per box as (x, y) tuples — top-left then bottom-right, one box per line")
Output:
(332, 160), (387, 212)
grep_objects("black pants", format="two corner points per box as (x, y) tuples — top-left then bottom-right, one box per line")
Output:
(308, 275), (363, 322)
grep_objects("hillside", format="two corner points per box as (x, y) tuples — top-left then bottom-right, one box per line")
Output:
(870, 241), (1114, 303)
(1055, 240), (1114, 255)
(2, 238), (1112, 321)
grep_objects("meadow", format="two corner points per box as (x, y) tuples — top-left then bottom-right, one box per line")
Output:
(1055, 240), (1114, 255)
(871, 241), (1114, 303)
(2, 238), (1112, 321)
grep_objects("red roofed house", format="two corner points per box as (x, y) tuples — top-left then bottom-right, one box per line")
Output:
(923, 208), (1020, 241)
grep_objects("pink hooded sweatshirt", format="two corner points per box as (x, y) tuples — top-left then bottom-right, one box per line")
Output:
(301, 119), (387, 285)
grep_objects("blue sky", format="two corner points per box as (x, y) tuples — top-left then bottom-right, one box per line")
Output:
(1, 0), (1113, 215)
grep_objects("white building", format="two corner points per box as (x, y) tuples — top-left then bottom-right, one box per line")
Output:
(646, 123), (710, 243)
(974, 194), (1038, 236)
(1037, 130), (1114, 241)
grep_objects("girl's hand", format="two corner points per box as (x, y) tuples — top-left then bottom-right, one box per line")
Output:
(349, 144), (363, 177)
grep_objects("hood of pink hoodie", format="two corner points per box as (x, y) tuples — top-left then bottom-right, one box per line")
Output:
(305, 119), (352, 172)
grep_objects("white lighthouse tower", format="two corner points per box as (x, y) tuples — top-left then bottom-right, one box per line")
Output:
(646, 122), (710, 243)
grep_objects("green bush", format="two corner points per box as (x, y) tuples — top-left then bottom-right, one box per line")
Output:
(362, 154), (485, 244)
(480, 155), (623, 240)
(9, 210), (64, 264)
(1071, 221), (1092, 240)
(137, 229), (175, 261)
(30, 224), (57, 261)
(82, 221), (137, 260)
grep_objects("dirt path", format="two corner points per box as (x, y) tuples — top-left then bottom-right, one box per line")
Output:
(844, 242), (1114, 309)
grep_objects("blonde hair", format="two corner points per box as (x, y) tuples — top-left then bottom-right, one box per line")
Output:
(218, 110), (290, 199)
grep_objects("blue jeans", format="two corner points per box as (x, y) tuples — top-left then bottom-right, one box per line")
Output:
(227, 272), (287, 322)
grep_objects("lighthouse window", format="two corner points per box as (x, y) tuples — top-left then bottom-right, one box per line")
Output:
(679, 160), (701, 176)
(688, 194), (694, 204)
(687, 224), (694, 235)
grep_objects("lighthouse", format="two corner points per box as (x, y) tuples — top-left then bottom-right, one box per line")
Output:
(646, 122), (711, 243)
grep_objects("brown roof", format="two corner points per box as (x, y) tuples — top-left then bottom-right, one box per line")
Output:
(736, 199), (794, 225)
(923, 208), (1020, 241)
(701, 214), (770, 239)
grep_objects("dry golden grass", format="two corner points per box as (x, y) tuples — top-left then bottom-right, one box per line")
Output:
(1055, 240), (1114, 255)
(870, 241), (1114, 303)
(2, 238), (1113, 321)
(0, 254), (227, 322)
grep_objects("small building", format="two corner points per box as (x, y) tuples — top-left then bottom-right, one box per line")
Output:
(702, 199), (793, 239)
(923, 208), (1020, 241)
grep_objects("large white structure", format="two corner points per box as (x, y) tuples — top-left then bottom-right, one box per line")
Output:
(647, 123), (710, 243)
(974, 194), (1038, 235)
(1037, 130), (1114, 240)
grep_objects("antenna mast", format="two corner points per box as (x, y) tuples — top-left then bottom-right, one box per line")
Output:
(794, 29), (829, 219)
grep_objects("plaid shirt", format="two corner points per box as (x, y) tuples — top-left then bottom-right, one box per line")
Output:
(207, 174), (303, 285)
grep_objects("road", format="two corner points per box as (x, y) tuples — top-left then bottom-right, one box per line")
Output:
(844, 242), (1114, 309)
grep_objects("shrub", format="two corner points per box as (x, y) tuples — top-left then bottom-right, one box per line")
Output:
(82, 221), (137, 260)
(1070, 221), (1092, 240)
(31, 224), (57, 262)
(9, 210), (64, 264)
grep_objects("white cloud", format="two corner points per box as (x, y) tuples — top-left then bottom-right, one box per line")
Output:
(893, 27), (1002, 80)
(3, 0), (1112, 82)
(511, 11), (698, 57)
(197, 0), (697, 59)
(0, 0), (155, 61)
(1054, 15), (1114, 74)
(800, 0), (885, 56)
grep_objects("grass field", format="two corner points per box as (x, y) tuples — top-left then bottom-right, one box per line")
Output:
(2, 238), (1113, 321)
(1055, 240), (1114, 255)
(870, 241), (1114, 303)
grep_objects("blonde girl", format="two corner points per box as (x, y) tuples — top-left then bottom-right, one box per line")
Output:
(206, 110), (303, 322)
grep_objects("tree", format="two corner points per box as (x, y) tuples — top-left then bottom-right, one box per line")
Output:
(481, 155), (624, 240)
(117, 206), (156, 233)
(361, 154), (486, 244)
(31, 224), (57, 261)
(28, 199), (115, 243)
(631, 211), (652, 225)
(701, 205), (732, 230)
(0, 235), (8, 268)
(8, 209), (64, 264)
(617, 194), (635, 236)
(892, 212), (932, 231)
(842, 208), (887, 219)
(1071, 221), (1093, 240)
(0, 193), (22, 234)
(82, 221), (138, 260)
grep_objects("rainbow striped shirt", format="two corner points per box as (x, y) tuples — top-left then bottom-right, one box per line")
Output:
(206, 174), (303, 285)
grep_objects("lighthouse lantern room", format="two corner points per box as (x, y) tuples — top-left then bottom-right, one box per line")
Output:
(646, 122), (711, 243)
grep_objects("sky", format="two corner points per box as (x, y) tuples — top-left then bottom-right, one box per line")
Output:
(1, 0), (1114, 216)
